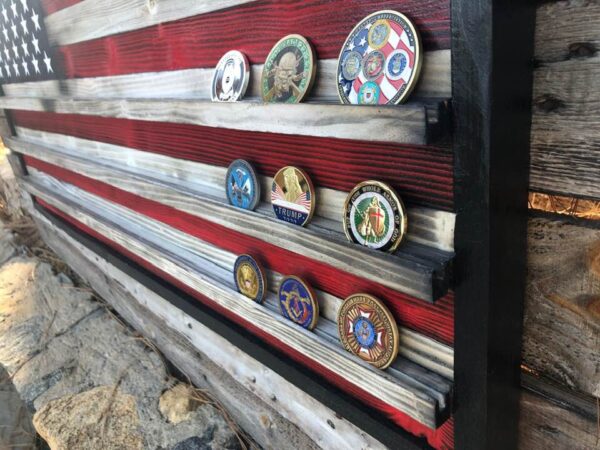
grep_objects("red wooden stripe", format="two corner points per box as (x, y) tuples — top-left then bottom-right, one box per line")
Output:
(57, 0), (449, 79)
(25, 155), (454, 345)
(40, 0), (82, 15)
(36, 197), (454, 449)
(12, 110), (454, 209)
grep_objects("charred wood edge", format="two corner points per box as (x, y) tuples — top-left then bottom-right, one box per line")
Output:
(0, 96), (444, 147)
(521, 371), (598, 423)
(7, 139), (451, 303)
(452, 0), (536, 449)
(30, 199), (436, 450)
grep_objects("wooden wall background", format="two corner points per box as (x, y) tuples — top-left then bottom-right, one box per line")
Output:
(521, 1), (600, 447)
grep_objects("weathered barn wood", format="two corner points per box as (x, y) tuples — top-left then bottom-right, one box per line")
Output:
(31, 207), (389, 450)
(0, 96), (441, 146)
(9, 129), (456, 252)
(531, 1), (600, 200)
(2, 51), (452, 100)
(523, 217), (600, 398)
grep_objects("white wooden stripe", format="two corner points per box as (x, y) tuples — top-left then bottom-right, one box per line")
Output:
(13, 127), (455, 251)
(45, 0), (257, 46)
(25, 165), (453, 379)
(32, 209), (389, 450)
(0, 96), (432, 145)
(8, 136), (449, 302)
(23, 175), (448, 428)
(1, 51), (452, 99)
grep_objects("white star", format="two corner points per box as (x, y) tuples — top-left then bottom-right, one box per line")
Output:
(21, 38), (28, 56)
(12, 43), (19, 59)
(20, 15), (28, 34)
(21, 59), (28, 75)
(31, 11), (40, 31)
(10, 1), (17, 18)
(4, 63), (10, 76)
(31, 57), (39, 73)
(31, 36), (39, 54)
(11, 22), (18, 39)
(1, 27), (7, 40)
(348, 41), (355, 51)
(1, 6), (7, 22)
(365, 22), (373, 30)
(43, 51), (52, 72)
(359, 37), (366, 47)
(338, 74), (344, 83)
(12, 62), (19, 76)
(3, 46), (10, 61)
(19, 0), (29, 13)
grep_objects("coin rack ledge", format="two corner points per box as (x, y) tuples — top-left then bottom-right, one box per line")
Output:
(0, 0), (536, 448)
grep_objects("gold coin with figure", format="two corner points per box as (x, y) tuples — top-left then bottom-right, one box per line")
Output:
(337, 293), (399, 369)
(261, 34), (316, 103)
(271, 166), (315, 227)
(234, 254), (267, 303)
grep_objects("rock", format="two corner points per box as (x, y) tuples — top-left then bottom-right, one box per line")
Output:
(159, 383), (198, 424)
(33, 385), (143, 450)
(172, 436), (212, 450)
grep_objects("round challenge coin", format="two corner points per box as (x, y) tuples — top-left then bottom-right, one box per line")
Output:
(226, 159), (260, 211)
(337, 293), (399, 369)
(211, 50), (250, 102)
(261, 34), (316, 103)
(343, 181), (407, 252)
(234, 255), (267, 303)
(271, 166), (315, 226)
(336, 10), (423, 105)
(278, 276), (319, 330)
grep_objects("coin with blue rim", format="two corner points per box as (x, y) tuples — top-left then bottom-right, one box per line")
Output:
(337, 293), (399, 369)
(234, 254), (267, 303)
(278, 276), (319, 330)
(226, 159), (260, 211)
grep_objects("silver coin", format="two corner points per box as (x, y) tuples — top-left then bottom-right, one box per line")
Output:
(211, 50), (250, 102)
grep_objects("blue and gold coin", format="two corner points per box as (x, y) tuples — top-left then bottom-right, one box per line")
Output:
(341, 50), (363, 81)
(234, 254), (267, 303)
(337, 10), (423, 105)
(226, 159), (260, 211)
(343, 181), (407, 252)
(337, 293), (399, 369)
(271, 166), (315, 227)
(278, 276), (319, 330)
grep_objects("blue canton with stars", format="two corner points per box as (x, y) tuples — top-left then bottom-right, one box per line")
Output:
(0, 0), (56, 84)
(338, 26), (369, 95)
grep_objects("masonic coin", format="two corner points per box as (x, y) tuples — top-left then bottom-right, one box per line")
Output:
(337, 293), (399, 369)
(234, 254), (267, 303)
(278, 276), (319, 330)
(261, 34), (316, 103)
(343, 181), (407, 252)
(337, 10), (423, 105)
(271, 166), (315, 226)
(226, 159), (260, 211)
(211, 50), (250, 102)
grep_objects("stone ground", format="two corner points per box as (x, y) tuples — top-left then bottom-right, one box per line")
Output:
(0, 163), (246, 449)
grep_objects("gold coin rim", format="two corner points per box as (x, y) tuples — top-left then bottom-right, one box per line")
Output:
(278, 275), (320, 330)
(271, 165), (316, 226)
(235, 254), (268, 303)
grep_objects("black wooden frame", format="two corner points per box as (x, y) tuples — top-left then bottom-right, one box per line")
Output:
(452, 1), (536, 449)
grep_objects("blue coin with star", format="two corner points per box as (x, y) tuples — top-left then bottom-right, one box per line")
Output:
(225, 159), (260, 211)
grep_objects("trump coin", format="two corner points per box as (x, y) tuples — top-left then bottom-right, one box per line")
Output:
(343, 181), (407, 252)
(271, 166), (315, 227)
(226, 159), (260, 211)
(234, 255), (267, 303)
(337, 293), (399, 369)
(278, 276), (319, 330)
(337, 11), (422, 105)
(211, 50), (250, 102)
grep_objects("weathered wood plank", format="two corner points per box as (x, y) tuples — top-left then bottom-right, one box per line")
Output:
(24, 166), (454, 379)
(0, 96), (437, 146)
(45, 0), (256, 46)
(2, 51), (451, 100)
(11, 128), (455, 252)
(12, 138), (452, 302)
(31, 208), (388, 450)
(524, 217), (600, 398)
(23, 175), (452, 428)
(531, 1), (600, 199)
